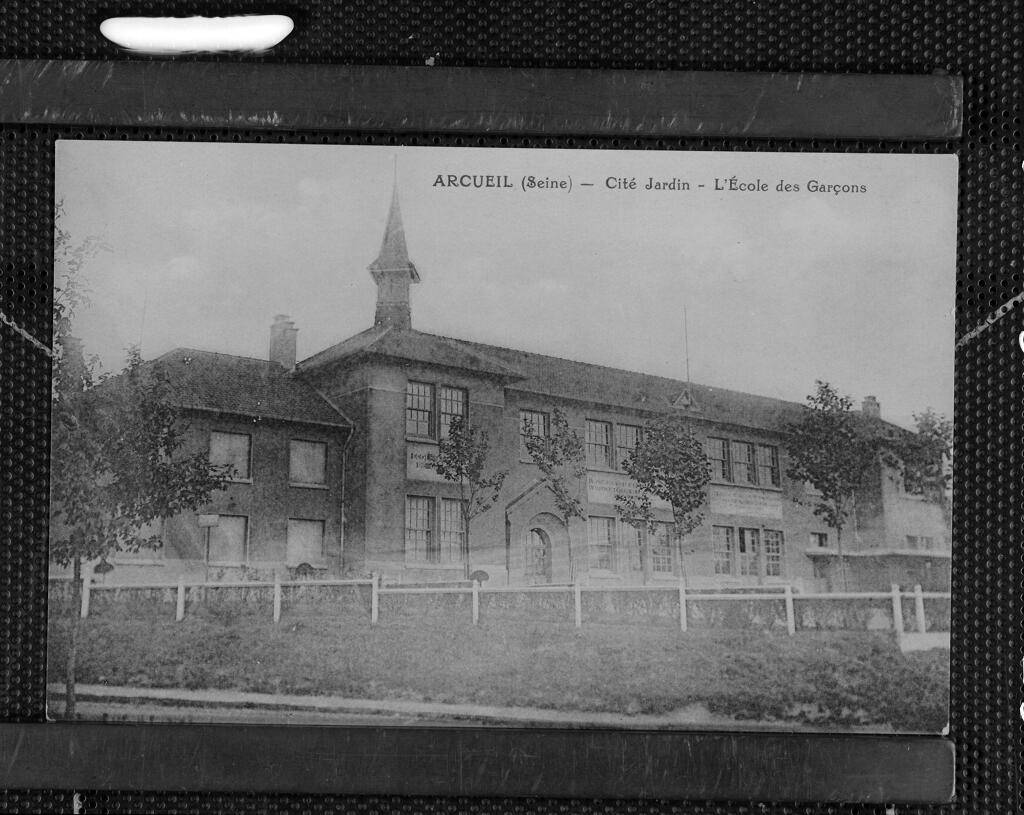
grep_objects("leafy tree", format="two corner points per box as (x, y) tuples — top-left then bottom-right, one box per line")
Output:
(50, 217), (229, 718)
(785, 382), (885, 590)
(788, 383), (953, 590)
(521, 408), (587, 578)
(432, 415), (508, 579)
(615, 414), (711, 583)
(522, 408), (587, 521)
(899, 408), (953, 506)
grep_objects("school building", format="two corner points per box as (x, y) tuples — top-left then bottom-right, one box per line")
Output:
(79, 183), (952, 592)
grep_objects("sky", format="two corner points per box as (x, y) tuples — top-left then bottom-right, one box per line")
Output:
(55, 141), (957, 429)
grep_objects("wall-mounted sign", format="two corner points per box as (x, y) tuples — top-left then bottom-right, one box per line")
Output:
(709, 485), (783, 519)
(406, 442), (450, 483)
(586, 471), (671, 511)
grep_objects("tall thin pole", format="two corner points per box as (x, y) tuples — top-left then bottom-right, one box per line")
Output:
(683, 303), (691, 390)
(137, 282), (150, 354)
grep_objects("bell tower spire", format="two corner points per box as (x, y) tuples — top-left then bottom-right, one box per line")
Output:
(368, 170), (420, 330)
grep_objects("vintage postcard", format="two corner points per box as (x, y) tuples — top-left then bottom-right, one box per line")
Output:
(47, 142), (956, 733)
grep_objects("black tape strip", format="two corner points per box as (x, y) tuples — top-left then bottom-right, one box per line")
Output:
(0, 722), (955, 803)
(0, 60), (962, 140)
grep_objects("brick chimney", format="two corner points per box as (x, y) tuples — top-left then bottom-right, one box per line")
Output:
(269, 314), (297, 369)
(861, 395), (880, 419)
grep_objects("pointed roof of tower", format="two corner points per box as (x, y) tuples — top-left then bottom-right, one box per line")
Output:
(368, 180), (420, 283)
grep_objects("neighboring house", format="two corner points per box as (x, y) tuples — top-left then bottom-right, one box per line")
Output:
(80, 339), (353, 585)
(56, 181), (951, 590)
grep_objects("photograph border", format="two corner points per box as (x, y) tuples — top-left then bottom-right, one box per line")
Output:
(0, 59), (969, 805)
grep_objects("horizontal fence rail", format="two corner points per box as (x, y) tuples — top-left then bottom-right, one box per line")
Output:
(50, 575), (951, 638)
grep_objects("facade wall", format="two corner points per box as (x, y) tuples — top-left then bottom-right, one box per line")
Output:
(877, 467), (951, 550)
(74, 356), (950, 593)
(99, 411), (348, 584)
(309, 357), (886, 590)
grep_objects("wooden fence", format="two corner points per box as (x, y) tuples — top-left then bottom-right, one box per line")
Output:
(50, 574), (951, 638)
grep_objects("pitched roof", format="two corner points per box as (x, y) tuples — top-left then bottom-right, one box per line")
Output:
(296, 326), (525, 380)
(451, 334), (808, 431)
(151, 348), (351, 428)
(367, 182), (420, 283)
(298, 327), (808, 432)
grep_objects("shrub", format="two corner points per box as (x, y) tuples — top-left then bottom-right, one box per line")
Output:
(796, 598), (892, 631)
(687, 598), (788, 630)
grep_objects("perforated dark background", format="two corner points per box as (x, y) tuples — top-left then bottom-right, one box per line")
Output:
(0, 2), (1020, 813)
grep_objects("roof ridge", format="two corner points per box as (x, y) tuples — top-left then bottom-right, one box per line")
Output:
(155, 347), (281, 366)
(413, 330), (807, 409)
(296, 325), (390, 368)
(152, 347), (351, 428)
(414, 331), (525, 377)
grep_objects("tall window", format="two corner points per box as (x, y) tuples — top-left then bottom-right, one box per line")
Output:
(439, 386), (468, 439)
(406, 381), (435, 437)
(621, 523), (642, 571)
(210, 431), (251, 480)
(519, 409), (549, 459)
(732, 442), (756, 484)
(586, 420), (613, 468)
(763, 529), (784, 577)
(439, 498), (467, 564)
(708, 437), (731, 482)
(588, 516), (616, 571)
(405, 496), (435, 562)
(651, 523), (674, 574)
(756, 444), (780, 487)
(289, 439), (327, 485)
(286, 518), (326, 566)
(712, 525), (734, 575)
(738, 527), (760, 576)
(207, 515), (247, 564)
(615, 424), (641, 471)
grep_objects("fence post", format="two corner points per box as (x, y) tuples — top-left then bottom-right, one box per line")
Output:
(573, 581), (582, 628)
(784, 585), (795, 636)
(472, 580), (480, 625)
(891, 583), (904, 642)
(175, 576), (186, 622)
(371, 573), (379, 625)
(80, 574), (91, 619)
(913, 583), (927, 633)
(678, 578), (688, 632)
(273, 573), (282, 624)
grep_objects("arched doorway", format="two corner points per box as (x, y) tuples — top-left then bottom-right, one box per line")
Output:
(526, 528), (552, 582)
(520, 512), (570, 584)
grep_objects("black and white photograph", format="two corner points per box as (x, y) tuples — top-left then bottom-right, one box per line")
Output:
(47, 141), (956, 734)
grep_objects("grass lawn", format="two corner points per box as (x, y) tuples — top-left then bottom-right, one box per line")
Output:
(48, 594), (949, 732)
